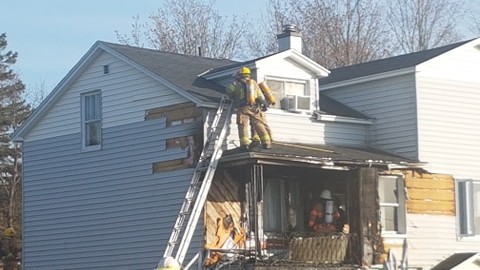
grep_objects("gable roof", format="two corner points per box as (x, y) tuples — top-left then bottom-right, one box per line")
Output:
(10, 41), (362, 141)
(201, 49), (330, 79)
(320, 38), (476, 85)
(101, 42), (237, 102)
(11, 41), (237, 141)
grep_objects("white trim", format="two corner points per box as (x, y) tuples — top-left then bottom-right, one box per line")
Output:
(81, 90), (102, 151)
(320, 67), (416, 90)
(314, 112), (374, 125)
(202, 50), (330, 80)
(257, 49), (330, 77)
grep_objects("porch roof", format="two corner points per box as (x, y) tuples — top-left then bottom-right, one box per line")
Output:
(220, 142), (423, 169)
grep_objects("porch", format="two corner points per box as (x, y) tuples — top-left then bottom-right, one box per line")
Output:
(200, 142), (419, 269)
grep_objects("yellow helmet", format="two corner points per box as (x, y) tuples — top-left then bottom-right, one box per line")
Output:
(4, 227), (16, 237)
(239, 67), (251, 75)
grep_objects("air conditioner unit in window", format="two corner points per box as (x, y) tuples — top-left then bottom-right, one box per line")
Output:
(286, 95), (311, 112)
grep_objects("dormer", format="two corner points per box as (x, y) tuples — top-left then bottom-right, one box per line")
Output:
(201, 25), (329, 114)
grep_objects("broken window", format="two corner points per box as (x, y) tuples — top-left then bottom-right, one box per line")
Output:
(457, 180), (480, 236)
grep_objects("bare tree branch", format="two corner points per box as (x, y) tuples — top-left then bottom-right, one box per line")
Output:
(117, 0), (248, 60)
(386, 0), (465, 54)
(263, 0), (391, 68)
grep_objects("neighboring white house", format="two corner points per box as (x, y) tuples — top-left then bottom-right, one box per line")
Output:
(321, 37), (480, 269)
(10, 24), (479, 270)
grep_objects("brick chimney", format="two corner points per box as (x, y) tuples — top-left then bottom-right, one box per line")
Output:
(276, 24), (302, 53)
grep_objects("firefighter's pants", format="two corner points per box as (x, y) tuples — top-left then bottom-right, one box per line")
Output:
(237, 106), (271, 147)
(251, 111), (272, 143)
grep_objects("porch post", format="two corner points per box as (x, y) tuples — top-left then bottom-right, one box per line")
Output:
(358, 167), (379, 267)
(252, 164), (264, 258)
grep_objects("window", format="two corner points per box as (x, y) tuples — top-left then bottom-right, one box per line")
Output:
(378, 175), (406, 234)
(82, 91), (102, 149)
(265, 79), (309, 110)
(458, 180), (480, 236)
(263, 179), (303, 232)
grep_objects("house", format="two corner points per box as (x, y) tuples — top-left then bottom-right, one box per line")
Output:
(320, 37), (480, 269)
(10, 25), (477, 270)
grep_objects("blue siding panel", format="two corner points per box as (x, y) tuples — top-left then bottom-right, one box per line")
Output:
(22, 118), (204, 270)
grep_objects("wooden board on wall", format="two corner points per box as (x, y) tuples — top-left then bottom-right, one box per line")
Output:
(403, 171), (455, 215)
(204, 170), (242, 246)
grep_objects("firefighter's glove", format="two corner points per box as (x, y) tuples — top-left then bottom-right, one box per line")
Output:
(260, 103), (267, 112)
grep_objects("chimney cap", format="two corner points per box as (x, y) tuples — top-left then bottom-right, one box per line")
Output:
(283, 24), (299, 33)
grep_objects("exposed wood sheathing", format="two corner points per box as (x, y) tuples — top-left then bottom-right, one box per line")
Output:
(403, 171), (455, 215)
(204, 170), (242, 246)
(145, 102), (201, 125)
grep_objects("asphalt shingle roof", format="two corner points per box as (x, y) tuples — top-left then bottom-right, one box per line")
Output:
(222, 141), (418, 166)
(103, 42), (367, 119)
(102, 42), (238, 102)
(320, 39), (474, 85)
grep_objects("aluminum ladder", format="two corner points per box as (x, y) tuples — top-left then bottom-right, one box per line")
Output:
(163, 96), (233, 265)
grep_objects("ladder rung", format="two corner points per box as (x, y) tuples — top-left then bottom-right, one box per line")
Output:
(179, 211), (190, 216)
(196, 166), (209, 172)
(163, 96), (232, 262)
(168, 241), (180, 246)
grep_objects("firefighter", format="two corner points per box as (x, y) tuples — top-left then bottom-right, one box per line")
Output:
(226, 67), (272, 150)
(307, 189), (347, 234)
(250, 81), (274, 147)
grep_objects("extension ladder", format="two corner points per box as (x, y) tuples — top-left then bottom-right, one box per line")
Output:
(163, 96), (233, 265)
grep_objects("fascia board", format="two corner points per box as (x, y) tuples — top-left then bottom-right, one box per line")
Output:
(256, 49), (330, 77)
(320, 67), (416, 90)
(314, 113), (374, 125)
(200, 65), (246, 80)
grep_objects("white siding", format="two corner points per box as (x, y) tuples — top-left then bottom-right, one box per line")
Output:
(25, 51), (189, 142)
(224, 109), (369, 149)
(385, 214), (480, 270)
(323, 73), (419, 159)
(416, 43), (480, 179)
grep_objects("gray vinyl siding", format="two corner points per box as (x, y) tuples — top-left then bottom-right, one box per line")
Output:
(25, 51), (189, 142)
(22, 118), (202, 270)
(21, 51), (203, 269)
(322, 73), (418, 159)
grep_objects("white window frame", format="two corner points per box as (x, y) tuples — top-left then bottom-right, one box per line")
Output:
(457, 179), (480, 237)
(81, 91), (102, 150)
(378, 174), (406, 235)
(264, 77), (310, 110)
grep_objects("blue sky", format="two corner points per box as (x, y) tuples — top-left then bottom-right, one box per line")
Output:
(1, 0), (267, 94)
(1, 0), (478, 96)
